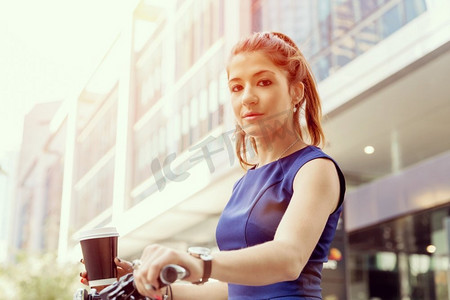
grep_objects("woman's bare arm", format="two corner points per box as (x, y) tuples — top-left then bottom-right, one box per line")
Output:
(169, 281), (227, 300)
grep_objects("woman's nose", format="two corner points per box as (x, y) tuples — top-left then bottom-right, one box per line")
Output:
(241, 87), (258, 106)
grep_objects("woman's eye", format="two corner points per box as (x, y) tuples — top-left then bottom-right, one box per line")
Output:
(230, 85), (242, 92)
(258, 79), (272, 87)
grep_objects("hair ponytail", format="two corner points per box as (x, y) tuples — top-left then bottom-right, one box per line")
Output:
(303, 71), (324, 146)
(235, 126), (258, 169)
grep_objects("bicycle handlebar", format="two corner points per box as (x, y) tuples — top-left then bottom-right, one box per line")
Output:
(74, 264), (189, 300)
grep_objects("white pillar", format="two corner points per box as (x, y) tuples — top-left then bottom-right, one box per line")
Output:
(57, 95), (78, 262)
(390, 130), (401, 174)
(112, 11), (135, 228)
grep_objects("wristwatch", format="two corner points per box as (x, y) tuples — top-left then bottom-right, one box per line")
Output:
(187, 246), (213, 284)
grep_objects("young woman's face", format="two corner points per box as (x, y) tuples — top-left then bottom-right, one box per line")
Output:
(228, 51), (295, 139)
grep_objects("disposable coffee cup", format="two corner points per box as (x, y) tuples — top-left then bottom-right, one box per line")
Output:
(79, 227), (119, 288)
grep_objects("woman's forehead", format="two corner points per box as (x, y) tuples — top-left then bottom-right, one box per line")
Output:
(228, 51), (282, 79)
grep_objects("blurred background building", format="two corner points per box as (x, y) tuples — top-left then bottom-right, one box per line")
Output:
(7, 0), (450, 299)
(0, 151), (17, 264)
(11, 101), (64, 254)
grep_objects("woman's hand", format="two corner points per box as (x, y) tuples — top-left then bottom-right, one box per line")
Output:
(133, 244), (204, 298)
(79, 257), (134, 291)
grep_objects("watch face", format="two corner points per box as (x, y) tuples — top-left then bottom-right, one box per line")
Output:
(188, 246), (211, 256)
(200, 253), (213, 261)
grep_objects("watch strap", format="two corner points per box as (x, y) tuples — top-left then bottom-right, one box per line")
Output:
(193, 254), (212, 284)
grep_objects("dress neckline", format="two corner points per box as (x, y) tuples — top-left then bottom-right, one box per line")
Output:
(248, 145), (314, 172)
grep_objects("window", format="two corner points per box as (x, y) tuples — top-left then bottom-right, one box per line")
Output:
(151, 133), (158, 161)
(348, 206), (450, 299)
(404, 0), (426, 22)
(190, 96), (199, 128)
(208, 79), (219, 130)
(355, 21), (380, 55)
(173, 112), (182, 152)
(182, 105), (190, 150)
(218, 71), (227, 106)
(190, 96), (199, 145)
(218, 71), (228, 125)
(200, 89), (208, 120)
(203, 1), (211, 50)
(219, 0), (224, 36)
(159, 126), (166, 155)
(182, 105), (190, 134)
(251, 0), (263, 32)
(209, 80), (218, 112)
(381, 4), (402, 38)
(359, 0), (381, 18)
(318, 0), (331, 22)
(313, 54), (331, 81)
(332, 0), (355, 40)
(199, 88), (208, 136)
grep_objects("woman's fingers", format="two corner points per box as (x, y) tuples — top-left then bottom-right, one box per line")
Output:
(133, 244), (171, 297)
(79, 259), (89, 286)
(134, 261), (160, 296)
(80, 257), (133, 285)
(115, 257), (131, 269)
(115, 257), (134, 277)
(80, 271), (89, 286)
(134, 269), (161, 298)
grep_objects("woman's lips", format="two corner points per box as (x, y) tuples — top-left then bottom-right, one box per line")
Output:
(242, 113), (264, 120)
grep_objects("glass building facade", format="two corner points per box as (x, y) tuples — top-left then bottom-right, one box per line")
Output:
(130, 0), (228, 208)
(349, 205), (449, 299)
(252, 0), (427, 81)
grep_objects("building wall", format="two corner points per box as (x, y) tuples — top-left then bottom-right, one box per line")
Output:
(0, 151), (18, 264)
(56, 0), (250, 260)
(72, 86), (118, 232)
(11, 101), (64, 258)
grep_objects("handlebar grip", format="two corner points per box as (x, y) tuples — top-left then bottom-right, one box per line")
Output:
(159, 264), (190, 286)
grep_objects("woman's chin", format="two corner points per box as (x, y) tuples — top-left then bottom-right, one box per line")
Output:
(241, 130), (267, 140)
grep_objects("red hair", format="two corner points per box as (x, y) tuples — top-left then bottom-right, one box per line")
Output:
(227, 32), (325, 169)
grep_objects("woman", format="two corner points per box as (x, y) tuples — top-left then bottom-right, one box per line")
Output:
(82, 31), (346, 300)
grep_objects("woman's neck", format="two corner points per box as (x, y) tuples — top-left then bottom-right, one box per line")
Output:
(254, 134), (306, 167)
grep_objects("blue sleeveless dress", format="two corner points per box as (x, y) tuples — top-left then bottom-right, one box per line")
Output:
(215, 146), (346, 300)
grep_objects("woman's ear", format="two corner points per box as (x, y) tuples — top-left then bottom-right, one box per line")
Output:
(292, 82), (305, 106)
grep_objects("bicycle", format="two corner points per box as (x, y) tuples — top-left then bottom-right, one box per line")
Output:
(73, 264), (188, 300)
